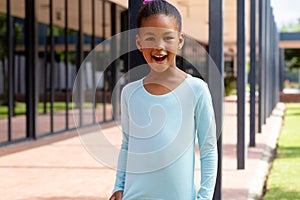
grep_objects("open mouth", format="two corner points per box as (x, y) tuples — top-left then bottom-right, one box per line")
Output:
(152, 55), (167, 62)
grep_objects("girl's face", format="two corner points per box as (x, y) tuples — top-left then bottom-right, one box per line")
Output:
(136, 14), (184, 73)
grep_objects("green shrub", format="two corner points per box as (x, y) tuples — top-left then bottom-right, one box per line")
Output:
(224, 76), (236, 96)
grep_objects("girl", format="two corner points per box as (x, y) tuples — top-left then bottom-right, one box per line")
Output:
(109, 1), (217, 199)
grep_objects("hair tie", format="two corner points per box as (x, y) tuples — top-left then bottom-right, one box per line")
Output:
(143, 0), (165, 4)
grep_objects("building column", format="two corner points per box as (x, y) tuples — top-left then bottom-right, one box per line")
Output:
(7, 0), (14, 141)
(208, 0), (224, 199)
(25, 0), (38, 139)
(258, 0), (266, 133)
(249, 0), (258, 147)
(76, 0), (84, 126)
(237, 0), (247, 169)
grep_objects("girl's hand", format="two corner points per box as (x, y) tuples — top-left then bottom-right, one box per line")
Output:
(109, 190), (123, 200)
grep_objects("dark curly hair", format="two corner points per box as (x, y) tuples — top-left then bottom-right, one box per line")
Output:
(137, 0), (182, 32)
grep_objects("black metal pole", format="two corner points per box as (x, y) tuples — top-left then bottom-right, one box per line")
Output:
(209, 0), (224, 198)
(111, 3), (117, 89)
(270, 13), (275, 110)
(25, 0), (37, 139)
(249, 0), (257, 147)
(7, 0), (14, 142)
(237, 0), (247, 169)
(91, 0), (96, 124)
(264, 0), (270, 121)
(265, 3), (273, 115)
(273, 16), (279, 109)
(102, 0), (107, 122)
(64, 0), (69, 129)
(258, 0), (265, 133)
(273, 14), (276, 110)
(43, 29), (48, 114)
(12, 20), (16, 118)
(91, 0), (96, 50)
(275, 26), (280, 104)
(17, 55), (21, 94)
(111, 3), (117, 120)
(276, 26), (280, 104)
(270, 13), (274, 107)
(279, 48), (285, 92)
(77, 0), (84, 126)
(49, 0), (55, 133)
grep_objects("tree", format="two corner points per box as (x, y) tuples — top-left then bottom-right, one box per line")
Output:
(285, 49), (300, 69)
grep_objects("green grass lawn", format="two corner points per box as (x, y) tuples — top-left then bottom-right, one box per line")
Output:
(264, 103), (300, 200)
(0, 102), (102, 119)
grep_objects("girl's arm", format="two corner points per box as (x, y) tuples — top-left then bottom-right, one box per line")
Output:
(195, 84), (218, 200)
(112, 89), (129, 194)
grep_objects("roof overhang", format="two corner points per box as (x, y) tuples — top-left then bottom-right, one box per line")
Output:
(0, 0), (280, 54)
(279, 32), (300, 49)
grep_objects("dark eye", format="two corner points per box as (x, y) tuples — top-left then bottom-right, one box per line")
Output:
(145, 37), (155, 42)
(164, 36), (174, 41)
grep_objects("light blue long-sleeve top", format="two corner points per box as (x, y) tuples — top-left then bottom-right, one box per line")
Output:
(113, 74), (218, 200)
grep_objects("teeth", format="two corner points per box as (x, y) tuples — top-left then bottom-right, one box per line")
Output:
(152, 54), (167, 62)
(153, 55), (166, 58)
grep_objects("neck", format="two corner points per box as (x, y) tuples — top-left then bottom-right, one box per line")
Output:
(145, 66), (186, 83)
(143, 66), (187, 95)
(149, 67), (176, 79)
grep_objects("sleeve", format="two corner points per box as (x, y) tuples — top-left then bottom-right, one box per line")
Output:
(195, 83), (218, 200)
(112, 88), (129, 193)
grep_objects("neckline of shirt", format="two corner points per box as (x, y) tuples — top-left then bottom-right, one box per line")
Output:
(140, 74), (192, 98)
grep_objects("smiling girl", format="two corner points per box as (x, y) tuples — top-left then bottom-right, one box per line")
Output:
(109, 1), (217, 199)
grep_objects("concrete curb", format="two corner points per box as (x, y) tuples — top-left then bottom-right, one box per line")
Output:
(247, 103), (285, 200)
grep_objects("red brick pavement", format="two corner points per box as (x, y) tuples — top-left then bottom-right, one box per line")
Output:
(0, 98), (284, 200)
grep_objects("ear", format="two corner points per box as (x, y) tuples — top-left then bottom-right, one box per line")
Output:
(178, 32), (184, 50)
(136, 34), (143, 52)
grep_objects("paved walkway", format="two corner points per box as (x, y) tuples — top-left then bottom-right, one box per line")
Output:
(0, 99), (285, 200)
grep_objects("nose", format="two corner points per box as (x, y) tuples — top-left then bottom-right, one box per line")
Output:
(153, 39), (164, 50)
